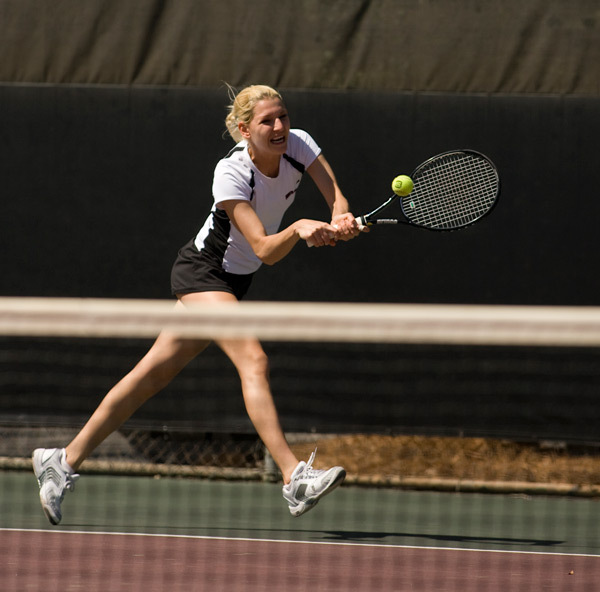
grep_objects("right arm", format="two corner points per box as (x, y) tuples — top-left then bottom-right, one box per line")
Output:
(220, 200), (338, 265)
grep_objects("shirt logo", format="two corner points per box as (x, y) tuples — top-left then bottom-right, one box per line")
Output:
(285, 179), (301, 199)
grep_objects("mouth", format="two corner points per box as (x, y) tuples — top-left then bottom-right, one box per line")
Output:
(271, 135), (286, 146)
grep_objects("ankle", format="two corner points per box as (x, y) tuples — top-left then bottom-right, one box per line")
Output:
(63, 449), (79, 473)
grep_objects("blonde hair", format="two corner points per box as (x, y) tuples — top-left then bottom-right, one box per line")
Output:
(224, 84), (284, 143)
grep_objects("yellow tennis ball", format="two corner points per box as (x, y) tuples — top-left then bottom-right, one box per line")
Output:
(391, 175), (414, 197)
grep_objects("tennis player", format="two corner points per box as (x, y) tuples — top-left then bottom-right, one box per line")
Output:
(33, 84), (362, 525)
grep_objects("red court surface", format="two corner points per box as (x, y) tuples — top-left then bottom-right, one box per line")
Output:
(2, 529), (599, 591)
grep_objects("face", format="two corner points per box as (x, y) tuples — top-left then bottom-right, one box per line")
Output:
(239, 98), (290, 159)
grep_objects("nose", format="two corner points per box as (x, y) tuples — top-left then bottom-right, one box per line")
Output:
(273, 117), (284, 132)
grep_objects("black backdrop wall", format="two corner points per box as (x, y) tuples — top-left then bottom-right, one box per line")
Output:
(2, 85), (599, 305)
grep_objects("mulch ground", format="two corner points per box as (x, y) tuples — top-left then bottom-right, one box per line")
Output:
(289, 435), (600, 486)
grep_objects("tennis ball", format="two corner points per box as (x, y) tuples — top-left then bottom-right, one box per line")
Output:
(391, 175), (414, 197)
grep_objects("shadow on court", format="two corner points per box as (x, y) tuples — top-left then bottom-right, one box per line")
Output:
(63, 522), (565, 549)
(321, 529), (564, 547)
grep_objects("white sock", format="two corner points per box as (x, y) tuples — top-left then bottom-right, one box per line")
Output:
(60, 449), (75, 474)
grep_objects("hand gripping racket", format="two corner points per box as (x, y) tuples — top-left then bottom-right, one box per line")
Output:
(357, 149), (500, 231)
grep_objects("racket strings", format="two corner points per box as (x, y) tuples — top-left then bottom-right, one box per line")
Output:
(411, 159), (496, 227)
(417, 159), (494, 226)
(403, 153), (498, 230)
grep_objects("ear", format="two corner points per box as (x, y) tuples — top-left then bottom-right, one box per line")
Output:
(238, 121), (250, 140)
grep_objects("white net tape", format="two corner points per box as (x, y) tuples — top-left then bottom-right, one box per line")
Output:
(2, 297), (600, 346)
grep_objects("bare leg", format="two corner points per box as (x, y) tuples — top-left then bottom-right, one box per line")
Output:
(180, 292), (300, 483)
(217, 337), (299, 483)
(65, 302), (209, 470)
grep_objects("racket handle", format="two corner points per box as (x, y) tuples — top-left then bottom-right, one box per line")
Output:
(355, 216), (367, 231)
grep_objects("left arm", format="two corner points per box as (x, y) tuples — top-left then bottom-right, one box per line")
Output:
(306, 154), (363, 241)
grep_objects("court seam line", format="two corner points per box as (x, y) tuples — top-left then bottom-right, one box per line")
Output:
(2, 527), (598, 559)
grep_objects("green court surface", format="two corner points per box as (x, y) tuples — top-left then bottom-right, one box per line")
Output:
(3, 470), (600, 556)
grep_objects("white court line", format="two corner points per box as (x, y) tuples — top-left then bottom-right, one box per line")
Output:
(2, 527), (599, 559)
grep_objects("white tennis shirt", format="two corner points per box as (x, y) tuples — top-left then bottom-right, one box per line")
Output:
(194, 129), (321, 274)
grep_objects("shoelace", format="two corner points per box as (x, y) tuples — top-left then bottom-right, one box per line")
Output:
(64, 472), (80, 492)
(301, 449), (321, 478)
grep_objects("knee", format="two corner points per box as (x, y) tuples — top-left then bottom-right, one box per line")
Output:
(237, 345), (270, 379)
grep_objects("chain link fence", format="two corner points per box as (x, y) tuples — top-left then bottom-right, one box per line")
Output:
(0, 424), (278, 480)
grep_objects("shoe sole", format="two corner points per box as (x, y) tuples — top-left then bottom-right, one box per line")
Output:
(32, 449), (61, 525)
(289, 468), (346, 517)
(40, 501), (60, 526)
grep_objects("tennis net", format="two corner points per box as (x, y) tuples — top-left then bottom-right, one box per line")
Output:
(2, 297), (600, 591)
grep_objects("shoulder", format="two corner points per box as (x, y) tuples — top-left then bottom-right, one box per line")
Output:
(286, 129), (322, 166)
(215, 142), (254, 182)
(213, 142), (254, 201)
(216, 141), (250, 171)
(288, 129), (318, 148)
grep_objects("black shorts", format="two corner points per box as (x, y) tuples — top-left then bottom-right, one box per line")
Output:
(170, 239), (254, 301)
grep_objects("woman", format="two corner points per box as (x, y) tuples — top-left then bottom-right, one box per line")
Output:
(33, 84), (362, 524)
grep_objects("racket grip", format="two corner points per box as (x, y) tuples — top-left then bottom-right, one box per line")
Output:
(355, 216), (367, 231)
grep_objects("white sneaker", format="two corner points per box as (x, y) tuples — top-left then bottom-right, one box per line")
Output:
(32, 448), (79, 525)
(282, 450), (346, 517)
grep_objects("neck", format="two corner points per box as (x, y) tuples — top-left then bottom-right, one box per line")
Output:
(248, 145), (280, 177)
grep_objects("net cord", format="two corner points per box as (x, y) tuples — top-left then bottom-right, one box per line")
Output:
(2, 297), (600, 346)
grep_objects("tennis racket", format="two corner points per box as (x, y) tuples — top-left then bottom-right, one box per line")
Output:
(357, 149), (500, 231)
